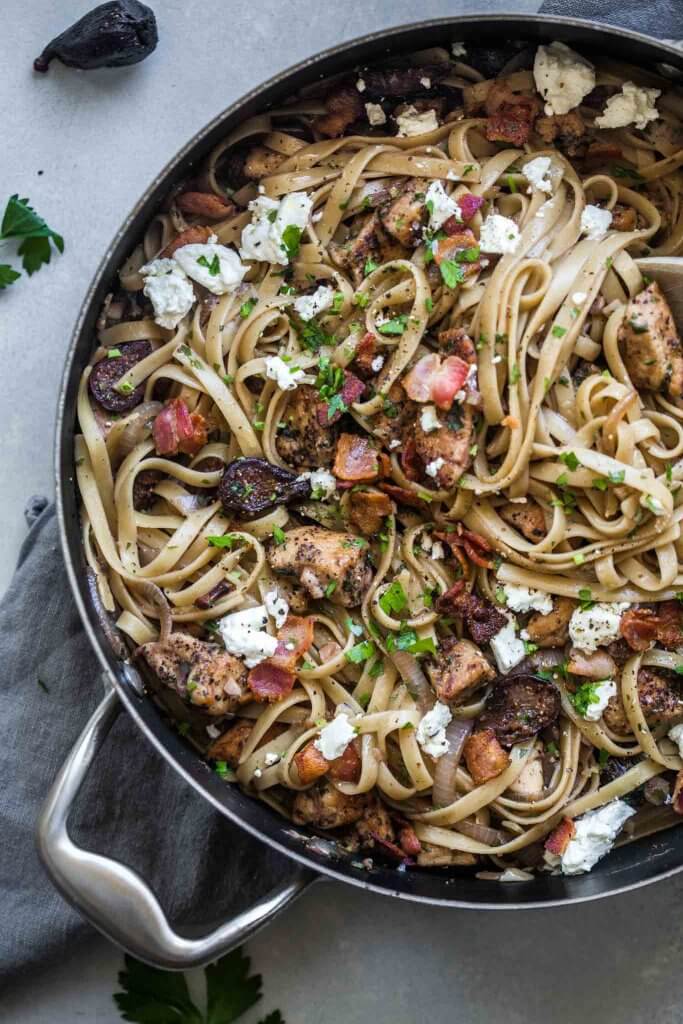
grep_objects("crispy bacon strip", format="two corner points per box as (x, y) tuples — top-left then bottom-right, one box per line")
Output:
(153, 399), (208, 457)
(620, 601), (683, 652)
(436, 582), (507, 646)
(175, 191), (236, 219)
(161, 224), (212, 257)
(352, 332), (379, 378)
(403, 353), (470, 410)
(378, 482), (428, 509)
(248, 615), (314, 702)
(317, 372), (366, 425)
(333, 433), (380, 481)
(294, 736), (361, 785)
(348, 490), (394, 535)
(435, 525), (496, 570)
(545, 817), (576, 855)
(456, 193), (485, 223)
(247, 663), (295, 703)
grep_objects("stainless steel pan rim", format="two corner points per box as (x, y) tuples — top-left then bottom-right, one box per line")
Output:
(41, 15), (683, 963)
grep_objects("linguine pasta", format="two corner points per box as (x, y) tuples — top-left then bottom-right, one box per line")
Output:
(76, 40), (683, 878)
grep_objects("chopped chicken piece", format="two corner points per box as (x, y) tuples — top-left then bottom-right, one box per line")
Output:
(354, 797), (395, 848)
(267, 525), (372, 607)
(175, 192), (237, 220)
(292, 779), (367, 828)
(464, 728), (510, 784)
(140, 632), (247, 716)
(427, 637), (495, 704)
(294, 740), (329, 785)
(437, 327), (477, 365)
(603, 668), (683, 734)
(348, 489), (394, 535)
(243, 145), (286, 179)
(611, 203), (638, 231)
(499, 500), (548, 542)
(413, 405), (474, 489)
(618, 281), (683, 399)
(379, 177), (428, 247)
(161, 225), (212, 257)
(207, 719), (254, 766)
(526, 597), (577, 648)
(534, 110), (585, 154)
(276, 384), (338, 470)
(313, 84), (365, 137)
(507, 748), (544, 799)
(330, 213), (407, 286)
(416, 842), (477, 867)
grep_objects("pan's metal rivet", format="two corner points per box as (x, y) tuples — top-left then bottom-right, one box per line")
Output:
(120, 662), (145, 696)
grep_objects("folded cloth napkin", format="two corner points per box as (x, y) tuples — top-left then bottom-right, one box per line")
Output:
(0, 502), (294, 995)
(538, 0), (683, 35)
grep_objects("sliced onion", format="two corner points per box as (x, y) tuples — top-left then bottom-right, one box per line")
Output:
(455, 818), (506, 847)
(163, 490), (206, 515)
(85, 568), (128, 659)
(114, 401), (162, 463)
(134, 580), (172, 643)
(431, 717), (473, 808)
(390, 650), (434, 713)
(528, 648), (566, 673)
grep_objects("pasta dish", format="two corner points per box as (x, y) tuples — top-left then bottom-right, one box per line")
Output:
(75, 39), (683, 879)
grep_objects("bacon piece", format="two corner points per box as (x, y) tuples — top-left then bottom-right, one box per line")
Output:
(161, 225), (212, 257)
(398, 823), (422, 857)
(333, 433), (380, 482)
(314, 84), (365, 137)
(378, 481), (427, 509)
(294, 741), (329, 784)
(435, 525), (496, 570)
(348, 490), (394, 535)
(316, 372), (366, 426)
(620, 602), (683, 652)
(270, 615), (315, 671)
(153, 399), (208, 457)
(400, 438), (421, 482)
(545, 817), (576, 856)
(583, 141), (623, 164)
(464, 729), (510, 784)
(175, 191), (236, 219)
(403, 353), (470, 410)
(247, 663), (295, 703)
(329, 739), (362, 783)
(485, 93), (541, 146)
(456, 193), (485, 223)
(437, 583), (507, 646)
(433, 227), (481, 282)
(352, 332), (379, 379)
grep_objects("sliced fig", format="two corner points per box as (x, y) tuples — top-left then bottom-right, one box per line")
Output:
(361, 63), (451, 99)
(34, 1), (158, 74)
(88, 339), (151, 413)
(479, 675), (560, 748)
(218, 457), (310, 517)
(132, 468), (162, 511)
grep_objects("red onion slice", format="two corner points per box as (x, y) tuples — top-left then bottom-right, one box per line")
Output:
(390, 650), (435, 714)
(431, 716), (473, 808)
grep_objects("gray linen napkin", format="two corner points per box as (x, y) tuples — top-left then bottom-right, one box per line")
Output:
(0, 502), (293, 995)
(538, 0), (683, 35)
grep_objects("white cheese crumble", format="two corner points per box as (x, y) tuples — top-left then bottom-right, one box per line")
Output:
(297, 467), (337, 500)
(668, 722), (683, 758)
(174, 237), (246, 295)
(396, 105), (439, 137)
(420, 405), (441, 433)
(420, 76), (431, 89)
(140, 258), (195, 330)
(490, 617), (526, 674)
(356, 78), (366, 92)
(547, 800), (635, 875)
(583, 679), (617, 721)
(264, 588), (289, 629)
(568, 602), (629, 653)
(265, 355), (306, 390)
(416, 701), (452, 759)
(315, 713), (356, 760)
(479, 213), (521, 255)
(240, 192), (312, 266)
(431, 541), (445, 559)
(293, 285), (335, 322)
(580, 205), (612, 240)
(451, 42), (467, 57)
(596, 81), (660, 130)
(425, 457), (445, 479)
(533, 42), (596, 117)
(206, 723), (221, 739)
(424, 180), (461, 231)
(572, 291), (587, 304)
(523, 156), (553, 194)
(502, 584), (553, 615)
(264, 751), (281, 766)
(365, 102), (387, 126)
(218, 606), (278, 668)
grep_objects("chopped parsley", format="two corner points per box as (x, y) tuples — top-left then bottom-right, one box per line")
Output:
(379, 580), (408, 616)
(324, 580), (337, 598)
(578, 587), (594, 610)
(239, 298), (256, 318)
(207, 534), (240, 548)
(559, 451), (580, 471)
(346, 640), (376, 663)
(272, 526), (286, 545)
(364, 258), (379, 275)
(332, 291), (344, 313)
(551, 325), (567, 338)
(378, 314), (408, 335)
(197, 253), (220, 276)
(107, 348), (122, 358)
(439, 259), (466, 289)
(569, 682), (601, 717)
(281, 224), (302, 261)
(510, 364), (521, 385)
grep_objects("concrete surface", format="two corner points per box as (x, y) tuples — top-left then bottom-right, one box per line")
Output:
(5, 3), (683, 1024)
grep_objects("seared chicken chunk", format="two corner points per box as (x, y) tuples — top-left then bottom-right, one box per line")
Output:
(267, 526), (372, 607)
(379, 178), (428, 248)
(140, 632), (247, 716)
(611, 203), (638, 232)
(499, 499), (547, 543)
(526, 597), (577, 648)
(207, 719), (254, 766)
(292, 780), (367, 828)
(330, 213), (407, 286)
(276, 384), (338, 470)
(464, 728), (510, 784)
(618, 281), (683, 399)
(427, 637), (495, 704)
(354, 797), (395, 847)
(416, 842), (477, 868)
(603, 668), (683, 734)
(313, 84), (365, 137)
(243, 145), (286, 179)
(534, 110), (585, 154)
(413, 405), (474, 490)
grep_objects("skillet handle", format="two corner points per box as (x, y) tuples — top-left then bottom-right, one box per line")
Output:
(37, 686), (315, 969)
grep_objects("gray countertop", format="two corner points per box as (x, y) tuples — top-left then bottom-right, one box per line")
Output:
(4, 2), (683, 1022)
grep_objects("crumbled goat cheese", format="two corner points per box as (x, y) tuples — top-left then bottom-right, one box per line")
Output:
(420, 77), (431, 89)
(546, 800), (635, 875)
(264, 751), (281, 766)
(425, 457), (445, 479)
(420, 405), (441, 432)
(297, 467), (337, 500)
(140, 258), (195, 330)
(572, 291), (587, 304)
(371, 354), (385, 373)
(580, 205), (612, 240)
(174, 237), (247, 295)
(416, 702), (452, 759)
(584, 679), (617, 721)
(569, 602), (629, 653)
(315, 713), (356, 760)
(264, 588), (289, 629)
(356, 78), (366, 92)
(668, 722), (683, 758)
(431, 541), (445, 559)
(240, 192), (312, 266)
(502, 585), (553, 615)
(533, 42), (596, 116)
(490, 618), (526, 674)
(424, 180), (461, 231)
(365, 102), (387, 126)
(293, 285), (335, 321)
(265, 355), (306, 390)
(451, 42), (467, 57)
(218, 606), (278, 668)
(596, 81), (660, 130)
(396, 105), (439, 137)
(523, 156), (553, 194)
(206, 723), (221, 739)
(479, 213), (521, 255)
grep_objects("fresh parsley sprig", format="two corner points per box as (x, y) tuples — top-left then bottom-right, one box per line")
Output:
(114, 946), (284, 1024)
(0, 194), (64, 289)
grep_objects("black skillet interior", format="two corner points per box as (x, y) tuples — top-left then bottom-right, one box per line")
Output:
(57, 16), (683, 907)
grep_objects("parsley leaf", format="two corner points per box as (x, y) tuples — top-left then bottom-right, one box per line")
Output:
(439, 259), (466, 289)
(559, 452), (580, 471)
(379, 580), (408, 616)
(0, 264), (20, 289)
(569, 682), (600, 717)
(1, 194), (64, 276)
(197, 253), (220, 276)
(378, 314), (408, 336)
(239, 298), (256, 318)
(578, 587), (594, 610)
(346, 640), (376, 663)
(551, 325), (567, 338)
(207, 534), (239, 548)
(281, 224), (302, 261)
